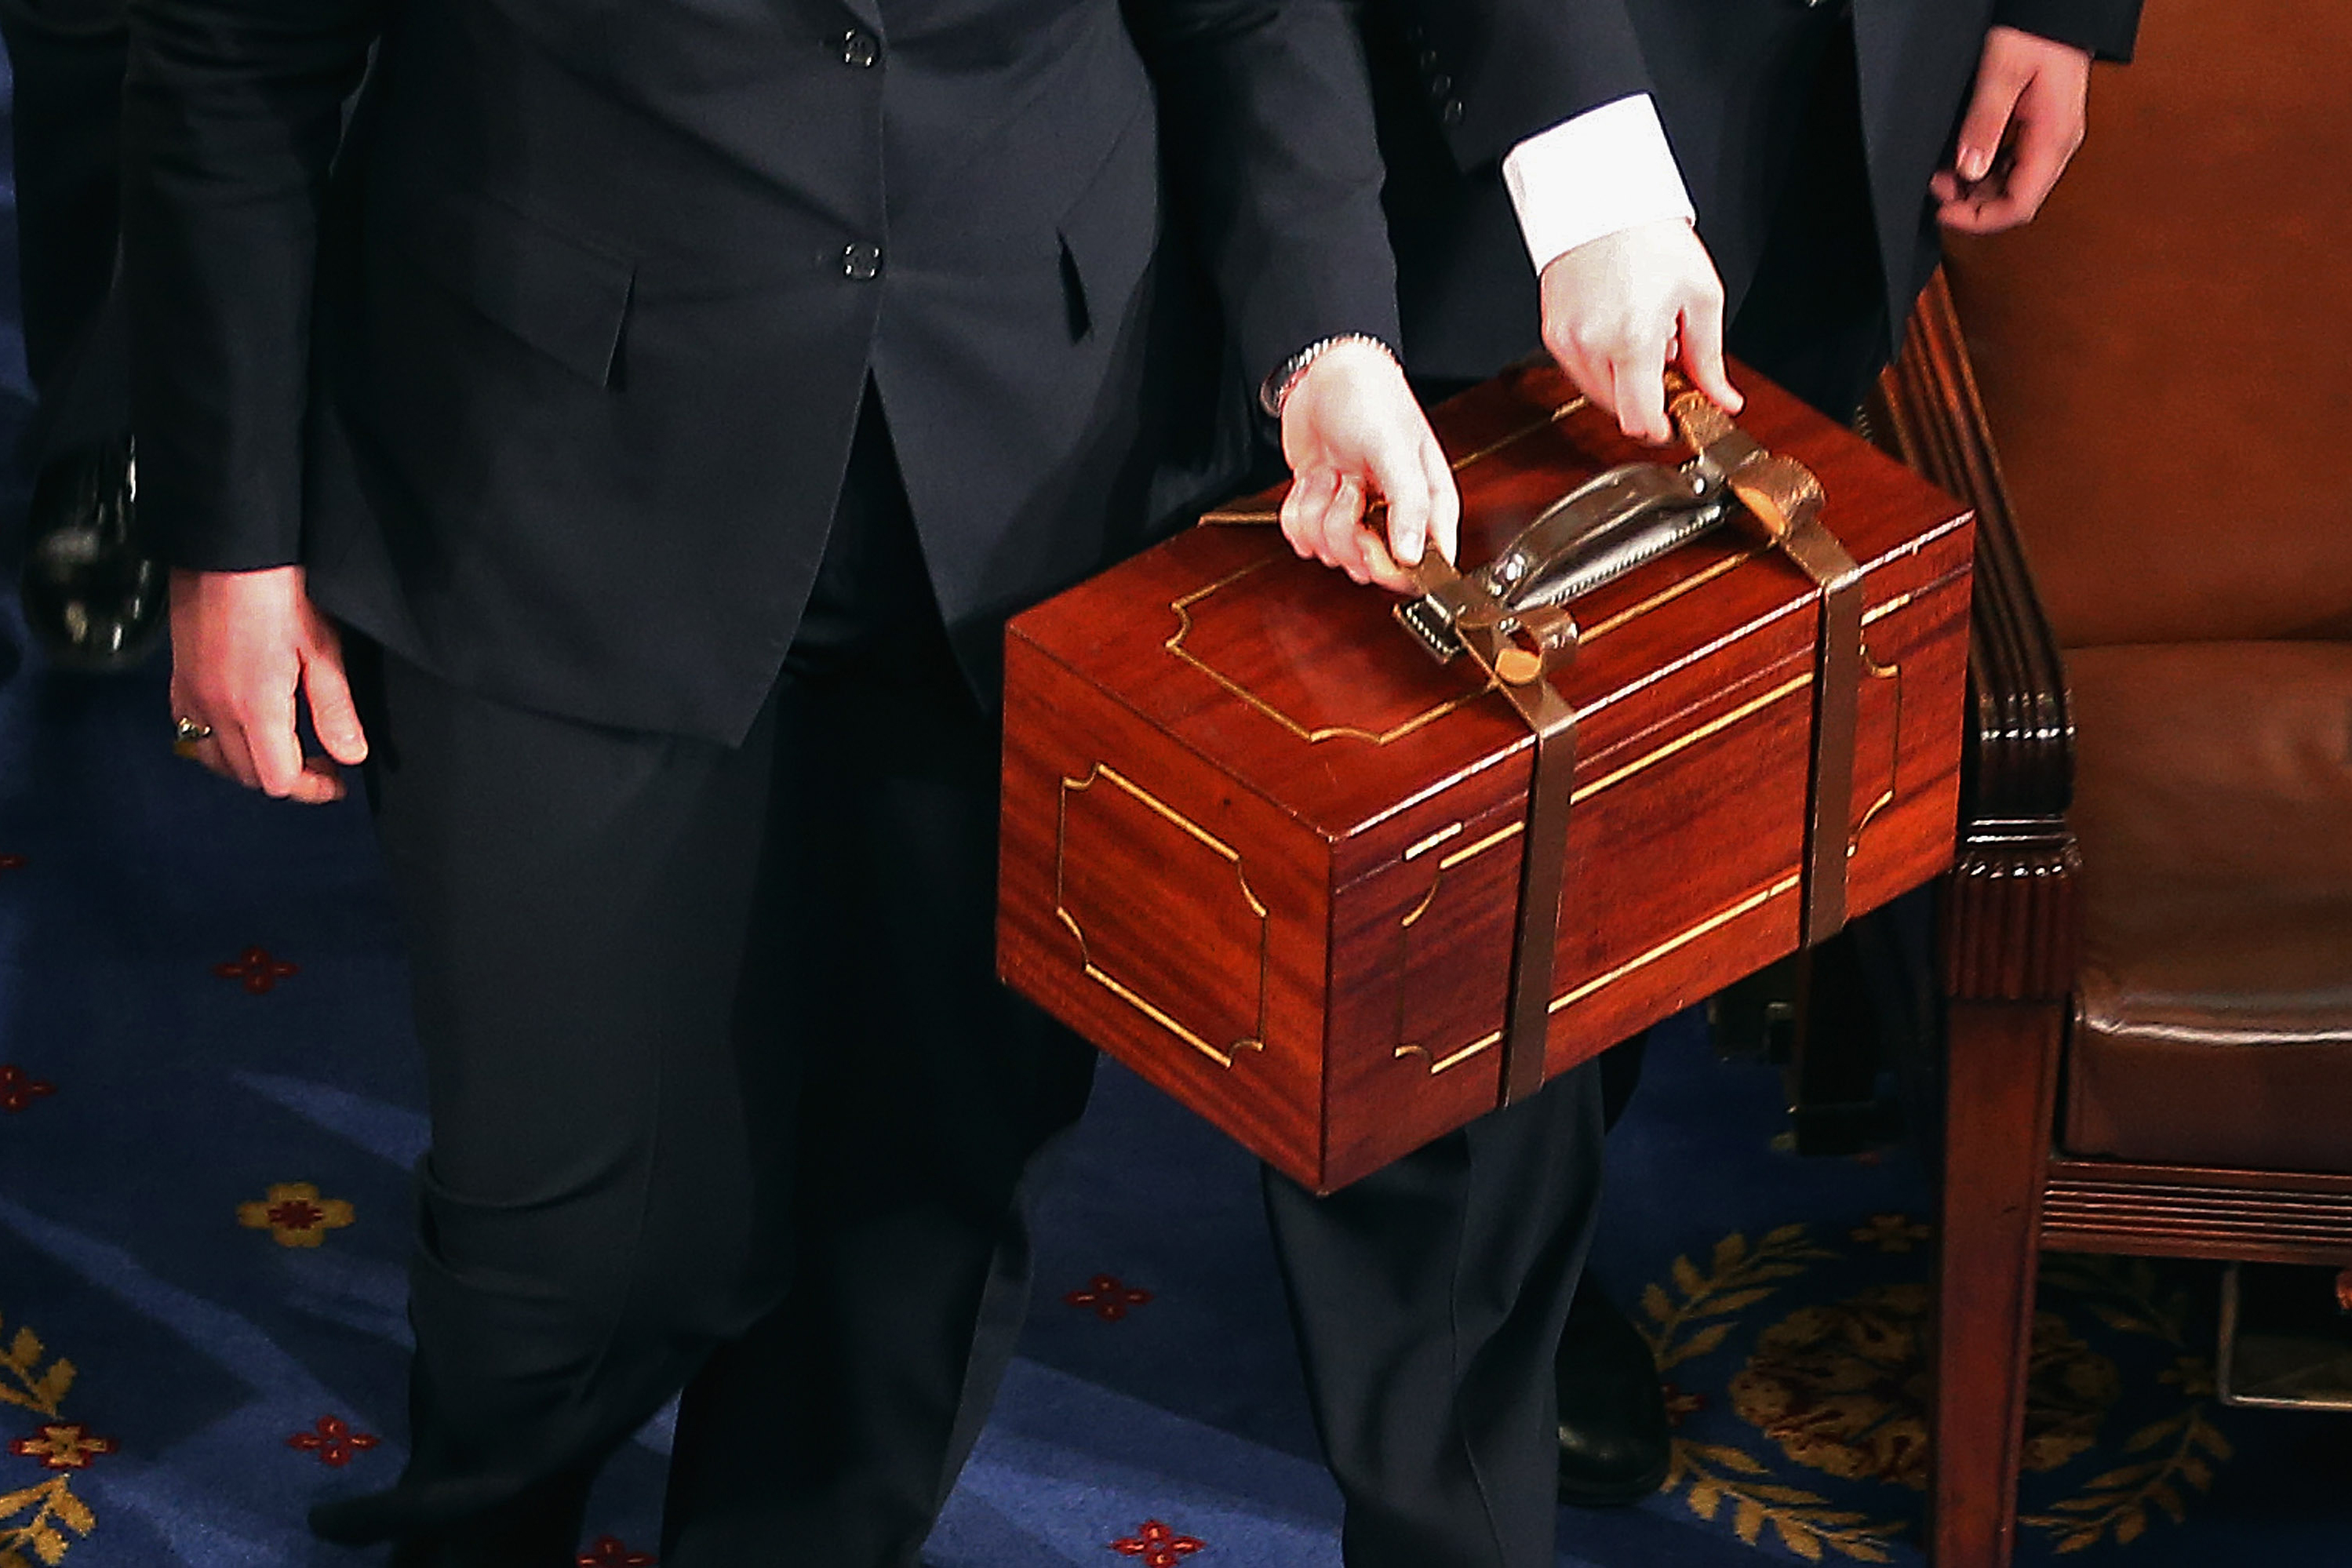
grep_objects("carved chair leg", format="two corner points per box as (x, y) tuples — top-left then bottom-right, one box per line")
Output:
(1932, 999), (2063, 1568)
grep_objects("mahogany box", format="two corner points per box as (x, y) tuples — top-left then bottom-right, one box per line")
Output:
(999, 363), (1973, 1191)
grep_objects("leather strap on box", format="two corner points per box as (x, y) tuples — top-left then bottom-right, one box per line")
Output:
(1447, 622), (1582, 1107)
(1672, 393), (1862, 947)
(1782, 522), (1864, 946)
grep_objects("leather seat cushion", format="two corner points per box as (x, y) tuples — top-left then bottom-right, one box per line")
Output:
(2064, 642), (2352, 1173)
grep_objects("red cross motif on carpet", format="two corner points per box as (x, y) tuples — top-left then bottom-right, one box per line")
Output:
(288, 1415), (380, 1467)
(0, 1064), (56, 1113)
(0, 853), (25, 875)
(577, 1537), (657, 1566)
(238, 1182), (357, 1248)
(1065, 1274), (1152, 1322)
(215, 945), (299, 993)
(9, 1424), (115, 1471)
(1111, 1520), (1204, 1564)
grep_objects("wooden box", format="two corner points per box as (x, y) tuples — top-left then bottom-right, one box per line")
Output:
(999, 363), (1973, 1191)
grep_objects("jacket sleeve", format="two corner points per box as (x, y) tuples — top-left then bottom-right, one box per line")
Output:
(1374, 0), (1654, 174)
(1125, 0), (1403, 394)
(1990, 0), (2146, 61)
(121, 0), (383, 571)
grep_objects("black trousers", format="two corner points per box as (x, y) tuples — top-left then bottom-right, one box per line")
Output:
(0, 0), (126, 397)
(1267, 24), (1894, 1563)
(1264, 1064), (1607, 1568)
(333, 391), (1094, 1566)
(0, 0), (129, 606)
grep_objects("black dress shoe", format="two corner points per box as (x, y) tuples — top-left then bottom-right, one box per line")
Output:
(18, 438), (166, 671)
(1555, 1281), (1672, 1505)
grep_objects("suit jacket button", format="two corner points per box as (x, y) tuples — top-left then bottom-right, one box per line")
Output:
(839, 28), (880, 67)
(1439, 97), (1464, 129)
(1428, 72), (1453, 100)
(842, 242), (883, 280)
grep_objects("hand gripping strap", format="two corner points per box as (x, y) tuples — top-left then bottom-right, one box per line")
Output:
(1217, 381), (1861, 1108)
(1447, 395), (1861, 1108)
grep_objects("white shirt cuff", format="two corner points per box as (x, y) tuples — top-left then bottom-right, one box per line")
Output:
(1501, 93), (1698, 275)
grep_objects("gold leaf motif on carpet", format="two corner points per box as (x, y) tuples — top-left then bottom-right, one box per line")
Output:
(1639, 1224), (2234, 1559)
(0, 1315), (94, 1566)
(0, 1475), (95, 1567)
(0, 1323), (71, 1422)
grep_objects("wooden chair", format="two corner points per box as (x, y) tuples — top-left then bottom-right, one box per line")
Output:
(1863, 5), (2352, 1563)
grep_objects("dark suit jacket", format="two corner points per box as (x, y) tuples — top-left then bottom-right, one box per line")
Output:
(1363, 0), (2143, 382)
(122, 0), (1396, 741)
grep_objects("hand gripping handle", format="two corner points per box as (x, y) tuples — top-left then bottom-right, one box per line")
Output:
(1403, 394), (1857, 1111)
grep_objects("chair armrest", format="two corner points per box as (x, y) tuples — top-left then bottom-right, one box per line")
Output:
(1863, 271), (2079, 1001)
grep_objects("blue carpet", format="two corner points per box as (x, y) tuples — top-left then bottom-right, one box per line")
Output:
(2, 40), (2349, 1568)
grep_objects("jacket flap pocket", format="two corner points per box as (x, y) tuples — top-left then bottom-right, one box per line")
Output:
(385, 180), (635, 387)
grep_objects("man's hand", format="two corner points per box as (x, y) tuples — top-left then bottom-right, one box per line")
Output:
(169, 566), (369, 803)
(1279, 340), (1460, 593)
(1538, 216), (1742, 446)
(1931, 26), (2094, 235)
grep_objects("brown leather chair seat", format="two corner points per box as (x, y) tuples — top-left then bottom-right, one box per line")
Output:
(2063, 640), (2352, 1173)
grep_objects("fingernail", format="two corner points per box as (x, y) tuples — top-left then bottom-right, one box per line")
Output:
(1960, 147), (1992, 182)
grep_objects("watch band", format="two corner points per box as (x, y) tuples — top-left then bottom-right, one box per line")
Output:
(1258, 333), (1401, 420)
